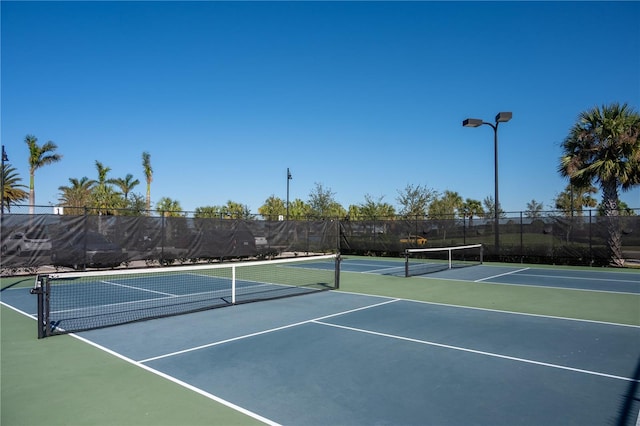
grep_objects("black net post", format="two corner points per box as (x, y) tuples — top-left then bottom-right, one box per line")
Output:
(30, 275), (47, 339)
(44, 275), (51, 337)
(334, 254), (341, 289)
(404, 251), (409, 278)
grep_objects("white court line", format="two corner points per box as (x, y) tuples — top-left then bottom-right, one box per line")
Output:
(342, 261), (404, 274)
(515, 272), (640, 284)
(102, 280), (177, 296)
(363, 266), (404, 275)
(313, 320), (640, 383)
(70, 333), (283, 426)
(333, 288), (640, 328)
(0, 299), (282, 425)
(475, 267), (530, 282)
(138, 298), (401, 363)
(344, 261), (400, 268)
(472, 268), (640, 295)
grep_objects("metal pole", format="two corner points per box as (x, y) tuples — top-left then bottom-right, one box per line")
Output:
(1, 145), (7, 216)
(286, 168), (292, 221)
(463, 112), (511, 260)
(493, 124), (499, 256)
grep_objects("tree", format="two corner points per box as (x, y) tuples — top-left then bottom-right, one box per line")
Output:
(123, 193), (147, 216)
(58, 177), (96, 213)
(142, 151), (153, 214)
(1, 163), (28, 212)
(222, 201), (251, 219)
(156, 197), (183, 217)
(194, 206), (223, 218)
(396, 184), (435, 218)
(357, 194), (396, 220)
(288, 198), (310, 219)
(483, 195), (505, 219)
(525, 199), (544, 218)
(91, 161), (122, 215)
(25, 135), (62, 213)
(597, 200), (636, 217)
(460, 198), (484, 226)
(308, 183), (344, 218)
(111, 173), (140, 200)
(258, 195), (286, 220)
(428, 190), (463, 219)
(426, 191), (463, 241)
(559, 103), (640, 266)
(554, 184), (597, 217)
(346, 204), (361, 220)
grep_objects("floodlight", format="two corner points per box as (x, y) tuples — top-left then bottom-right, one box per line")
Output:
(462, 118), (483, 127)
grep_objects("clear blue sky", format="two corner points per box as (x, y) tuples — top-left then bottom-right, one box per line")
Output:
(2, 1), (639, 214)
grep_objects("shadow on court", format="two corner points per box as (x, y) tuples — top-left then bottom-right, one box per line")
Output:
(617, 356), (640, 426)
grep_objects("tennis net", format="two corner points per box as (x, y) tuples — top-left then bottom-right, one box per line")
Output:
(31, 254), (340, 337)
(404, 244), (483, 277)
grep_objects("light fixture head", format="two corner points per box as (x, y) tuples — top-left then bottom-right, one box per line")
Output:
(495, 112), (512, 123)
(462, 118), (483, 127)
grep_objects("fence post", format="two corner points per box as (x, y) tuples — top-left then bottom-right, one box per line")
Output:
(161, 212), (166, 265)
(82, 207), (88, 270)
(463, 215), (467, 244)
(520, 211), (524, 262)
(589, 209), (593, 265)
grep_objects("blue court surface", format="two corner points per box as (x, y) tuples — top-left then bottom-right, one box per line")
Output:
(1, 258), (639, 425)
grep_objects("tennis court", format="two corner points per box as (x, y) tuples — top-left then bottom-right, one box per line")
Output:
(1, 255), (639, 425)
(341, 256), (640, 294)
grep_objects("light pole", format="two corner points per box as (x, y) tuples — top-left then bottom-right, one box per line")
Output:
(286, 168), (292, 221)
(462, 112), (512, 256)
(1, 145), (8, 216)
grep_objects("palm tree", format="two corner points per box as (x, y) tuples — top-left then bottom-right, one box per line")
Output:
(525, 199), (544, 218)
(258, 195), (286, 220)
(90, 161), (121, 214)
(194, 205), (224, 219)
(142, 151), (153, 214)
(559, 103), (640, 266)
(111, 173), (140, 200)
(554, 184), (597, 217)
(25, 135), (62, 213)
(223, 201), (251, 219)
(156, 197), (182, 217)
(460, 198), (484, 226)
(94, 160), (111, 186)
(58, 177), (96, 213)
(1, 163), (28, 212)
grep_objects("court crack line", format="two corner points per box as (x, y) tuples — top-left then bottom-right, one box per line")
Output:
(313, 320), (639, 383)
